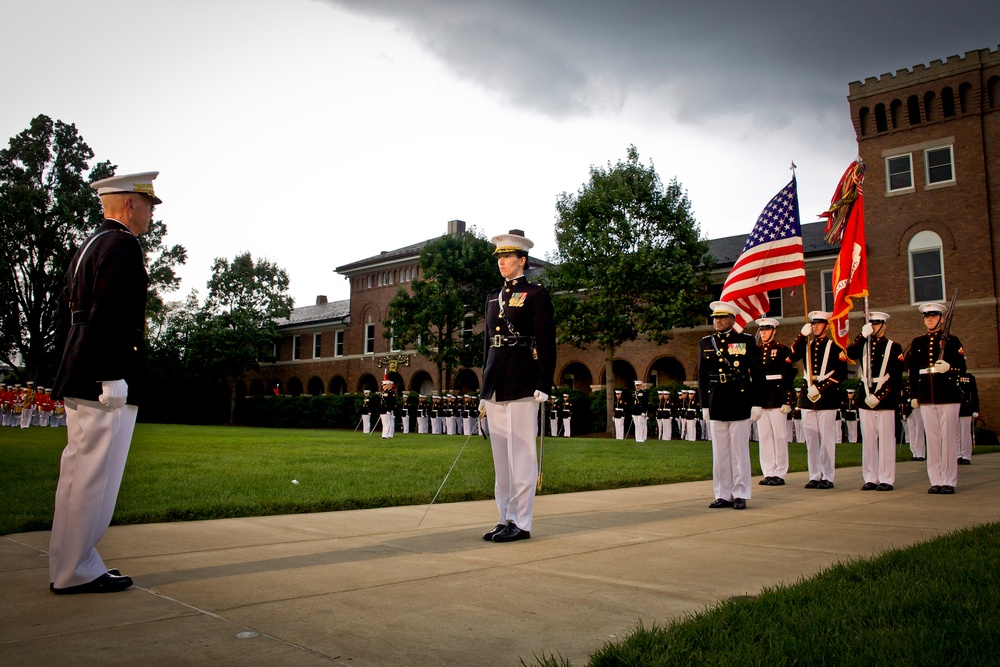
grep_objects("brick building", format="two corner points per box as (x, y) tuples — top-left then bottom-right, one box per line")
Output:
(253, 45), (1000, 428)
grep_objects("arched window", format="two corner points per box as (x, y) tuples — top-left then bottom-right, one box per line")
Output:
(942, 87), (956, 117)
(858, 107), (871, 136)
(875, 103), (888, 132)
(890, 99), (902, 129)
(958, 82), (972, 113)
(908, 230), (945, 304)
(989, 76), (1000, 109)
(907, 95), (921, 125)
(924, 91), (936, 122)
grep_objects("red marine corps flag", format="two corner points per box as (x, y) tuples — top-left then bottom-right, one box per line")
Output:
(821, 159), (868, 351)
(720, 176), (806, 332)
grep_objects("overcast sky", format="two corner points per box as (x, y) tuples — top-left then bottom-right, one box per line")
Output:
(3, 0), (998, 307)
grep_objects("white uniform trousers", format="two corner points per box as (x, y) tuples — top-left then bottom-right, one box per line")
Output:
(549, 416), (559, 437)
(464, 416), (476, 435)
(846, 420), (858, 443)
(562, 418), (571, 437)
(906, 407), (926, 458)
(800, 408), (837, 482)
(614, 417), (624, 439)
(362, 414), (371, 434)
(381, 412), (394, 438)
(757, 408), (789, 479)
(632, 415), (647, 442)
(402, 415), (410, 434)
(834, 419), (842, 444)
(484, 398), (538, 531)
(417, 416), (429, 433)
(957, 416), (973, 461)
(39, 410), (52, 427)
(446, 416), (457, 435)
(859, 409), (896, 485)
(20, 406), (33, 428)
(921, 403), (959, 488)
(792, 419), (802, 443)
(710, 419), (752, 502)
(49, 398), (137, 588)
(685, 419), (697, 441)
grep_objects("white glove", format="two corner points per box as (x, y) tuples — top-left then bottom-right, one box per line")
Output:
(861, 323), (873, 338)
(973, 412), (979, 418)
(750, 406), (763, 422)
(800, 323), (812, 337)
(807, 385), (820, 402)
(865, 394), (879, 408)
(911, 398), (919, 409)
(533, 390), (548, 403)
(702, 408), (710, 421)
(780, 404), (792, 414)
(478, 399), (486, 414)
(933, 359), (951, 373)
(99, 379), (128, 409)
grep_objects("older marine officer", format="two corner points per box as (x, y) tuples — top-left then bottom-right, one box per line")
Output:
(480, 230), (556, 542)
(49, 171), (160, 594)
(698, 301), (764, 510)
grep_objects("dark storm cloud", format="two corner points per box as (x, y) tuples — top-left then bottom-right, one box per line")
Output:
(325, 0), (998, 136)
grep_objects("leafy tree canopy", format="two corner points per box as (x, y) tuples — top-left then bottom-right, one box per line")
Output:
(385, 228), (496, 391)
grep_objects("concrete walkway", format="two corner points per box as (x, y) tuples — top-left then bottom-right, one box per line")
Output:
(3, 454), (998, 666)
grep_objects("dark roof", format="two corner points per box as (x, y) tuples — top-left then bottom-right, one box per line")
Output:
(336, 240), (429, 273)
(706, 221), (834, 267)
(277, 299), (349, 327)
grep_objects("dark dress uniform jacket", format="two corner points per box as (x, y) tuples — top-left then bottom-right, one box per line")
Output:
(958, 374), (979, 417)
(698, 329), (765, 421)
(845, 334), (904, 412)
(52, 220), (148, 406)
(908, 332), (966, 404)
(788, 334), (847, 411)
(756, 340), (794, 409)
(481, 277), (556, 402)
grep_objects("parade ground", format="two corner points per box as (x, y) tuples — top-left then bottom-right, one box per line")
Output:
(3, 454), (999, 666)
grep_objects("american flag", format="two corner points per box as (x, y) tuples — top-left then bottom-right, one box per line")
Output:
(719, 177), (806, 331)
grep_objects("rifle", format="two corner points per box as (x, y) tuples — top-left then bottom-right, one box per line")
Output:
(937, 288), (960, 360)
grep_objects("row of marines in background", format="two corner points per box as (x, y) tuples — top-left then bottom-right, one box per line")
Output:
(0, 381), (66, 428)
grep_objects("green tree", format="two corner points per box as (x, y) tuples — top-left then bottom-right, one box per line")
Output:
(0, 114), (185, 384)
(187, 252), (294, 423)
(385, 228), (496, 392)
(545, 145), (712, 431)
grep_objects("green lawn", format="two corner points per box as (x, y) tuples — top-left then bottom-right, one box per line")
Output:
(0, 422), (971, 536)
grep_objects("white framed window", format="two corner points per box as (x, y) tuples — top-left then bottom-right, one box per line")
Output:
(886, 154), (914, 193)
(313, 333), (322, 359)
(364, 323), (375, 354)
(908, 230), (945, 304)
(389, 320), (397, 352)
(293, 335), (302, 360)
(334, 330), (344, 357)
(925, 145), (955, 186)
(273, 341), (279, 359)
(821, 271), (834, 312)
(764, 288), (783, 318)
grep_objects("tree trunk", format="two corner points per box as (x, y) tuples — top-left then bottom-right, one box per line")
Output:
(605, 346), (616, 434)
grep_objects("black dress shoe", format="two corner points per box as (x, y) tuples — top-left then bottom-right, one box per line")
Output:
(107, 568), (121, 576)
(493, 523), (530, 542)
(50, 572), (133, 595)
(912, 457), (925, 461)
(769, 477), (785, 486)
(804, 480), (820, 489)
(708, 498), (734, 508)
(758, 477), (772, 486)
(876, 483), (893, 491)
(733, 498), (747, 510)
(958, 458), (971, 465)
(861, 482), (878, 491)
(817, 480), (834, 489)
(928, 485), (942, 494)
(941, 485), (955, 494)
(483, 523), (507, 541)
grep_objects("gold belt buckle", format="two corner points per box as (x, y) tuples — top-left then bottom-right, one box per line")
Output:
(492, 335), (503, 347)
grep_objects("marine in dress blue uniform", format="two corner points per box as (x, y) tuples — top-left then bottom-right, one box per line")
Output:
(908, 302), (966, 494)
(845, 311), (904, 490)
(698, 302), (765, 509)
(788, 311), (848, 488)
(752, 318), (795, 486)
(49, 171), (160, 594)
(480, 231), (556, 542)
